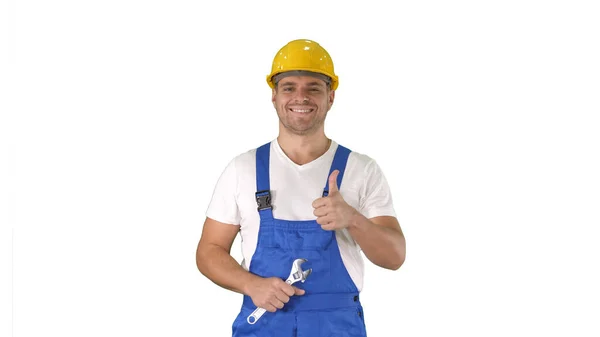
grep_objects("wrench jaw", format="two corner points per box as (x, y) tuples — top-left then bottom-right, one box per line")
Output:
(287, 268), (313, 284)
(288, 271), (302, 283)
(292, 258), (307, 272)
(301, 268), (312, 282)
(286, 258), (312, 284)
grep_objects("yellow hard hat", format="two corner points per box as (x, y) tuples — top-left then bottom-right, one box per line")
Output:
(266, 39), (339, 90)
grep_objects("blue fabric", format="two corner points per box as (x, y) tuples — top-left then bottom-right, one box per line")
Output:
(232, 142), (367, 337)
(256, 143), (271, 193)
(322, 145), (351, 197)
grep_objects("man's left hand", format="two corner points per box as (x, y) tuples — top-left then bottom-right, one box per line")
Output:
(312, 170), (358, 231)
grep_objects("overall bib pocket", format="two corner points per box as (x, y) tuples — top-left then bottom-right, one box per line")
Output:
(259, 220), (334, 251)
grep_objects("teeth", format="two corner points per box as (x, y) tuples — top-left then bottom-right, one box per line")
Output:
(291, 109), (311, 113)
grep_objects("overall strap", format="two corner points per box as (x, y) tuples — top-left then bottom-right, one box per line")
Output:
(255, 142), (273, 219)
(323, 145), (351, 197)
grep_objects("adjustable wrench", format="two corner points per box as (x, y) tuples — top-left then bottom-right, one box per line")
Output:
(247, 258), (312, 324)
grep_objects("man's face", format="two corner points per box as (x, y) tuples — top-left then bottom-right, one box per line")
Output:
(272, 75), (335, 136)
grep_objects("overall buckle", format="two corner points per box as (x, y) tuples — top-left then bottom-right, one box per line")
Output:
(255, 190), (272, 211)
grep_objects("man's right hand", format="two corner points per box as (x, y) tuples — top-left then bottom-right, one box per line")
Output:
(246, 277), (306, 312)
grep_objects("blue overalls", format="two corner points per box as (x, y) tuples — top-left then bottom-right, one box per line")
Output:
(231, 142), (368, 337)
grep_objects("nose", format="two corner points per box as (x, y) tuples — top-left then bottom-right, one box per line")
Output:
(295, 95), (309, 104)
(293, 88), (310, 103)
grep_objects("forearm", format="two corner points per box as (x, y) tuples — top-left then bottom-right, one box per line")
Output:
(347, 212), (406, 270)
(196, 244), (260, 295)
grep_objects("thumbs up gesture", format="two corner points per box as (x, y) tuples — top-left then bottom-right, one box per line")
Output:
(312, 170), (358, 231)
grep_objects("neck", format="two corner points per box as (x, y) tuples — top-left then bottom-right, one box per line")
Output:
(277, 131), (331, 166)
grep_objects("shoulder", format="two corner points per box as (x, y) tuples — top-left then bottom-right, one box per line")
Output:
(338, 143), (390, 191)
(231, 146), (257, 168)
(340, 143), (378, 175)
(222, 140), (274, 172)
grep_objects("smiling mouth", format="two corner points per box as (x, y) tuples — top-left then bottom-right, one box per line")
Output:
(288, 108), (315, 114)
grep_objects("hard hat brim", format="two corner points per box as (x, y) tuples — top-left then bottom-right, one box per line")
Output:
(267, 69), (339, 90)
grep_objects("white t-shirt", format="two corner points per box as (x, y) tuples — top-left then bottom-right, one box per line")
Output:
(205, 139), (397, 291)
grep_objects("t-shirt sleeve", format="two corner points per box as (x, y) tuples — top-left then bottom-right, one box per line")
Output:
(359, 159), (397, 219)
(205, 157), (241, 225)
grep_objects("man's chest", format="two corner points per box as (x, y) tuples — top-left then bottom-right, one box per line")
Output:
(236, 162), (363, 222)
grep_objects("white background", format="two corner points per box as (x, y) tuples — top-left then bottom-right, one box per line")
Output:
(1, 0), (599, 336)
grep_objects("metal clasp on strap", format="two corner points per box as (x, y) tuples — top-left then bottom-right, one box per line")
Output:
(255, 190), (272, 211)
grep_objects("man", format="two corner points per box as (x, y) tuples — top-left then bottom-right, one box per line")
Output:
(196, 39), (406, 337)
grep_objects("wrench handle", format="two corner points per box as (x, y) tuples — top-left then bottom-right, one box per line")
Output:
(247, 307), (266, 324)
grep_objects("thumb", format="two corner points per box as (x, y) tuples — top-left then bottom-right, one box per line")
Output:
(294, 287), (306, 296)
(328, 170), (339, 194)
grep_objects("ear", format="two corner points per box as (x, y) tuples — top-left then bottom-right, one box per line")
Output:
(272, 88), (276, 103)
(328, 90), (335, 108)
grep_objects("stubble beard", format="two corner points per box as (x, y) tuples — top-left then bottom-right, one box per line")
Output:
(278, 110), (327, 136)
